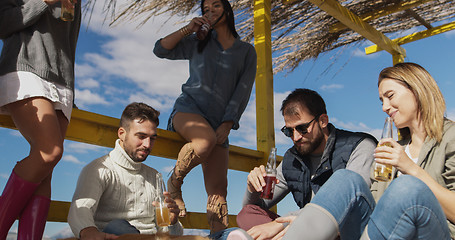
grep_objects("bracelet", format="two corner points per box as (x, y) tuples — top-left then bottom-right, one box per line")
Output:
(179, 25), (192, 37)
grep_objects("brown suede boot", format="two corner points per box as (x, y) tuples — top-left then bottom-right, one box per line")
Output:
(168, 143), (201, 217)
(207, 195), (228, 233)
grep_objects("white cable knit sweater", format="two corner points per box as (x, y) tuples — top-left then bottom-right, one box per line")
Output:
(68, 139), (183, 237)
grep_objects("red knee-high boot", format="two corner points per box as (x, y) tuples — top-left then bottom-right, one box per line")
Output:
(17, 195), (50, 240)
(0, 171), (40, 239)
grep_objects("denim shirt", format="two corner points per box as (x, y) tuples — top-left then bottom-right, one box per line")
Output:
(153, 31), (257, 131)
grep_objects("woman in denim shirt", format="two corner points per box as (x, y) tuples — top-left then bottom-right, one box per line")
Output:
(154, 0), (256, 234)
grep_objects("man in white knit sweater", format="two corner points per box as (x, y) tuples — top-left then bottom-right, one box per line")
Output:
(68, 102), (183, 239)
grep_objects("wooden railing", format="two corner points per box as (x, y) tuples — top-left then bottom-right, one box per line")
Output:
(0, 108), (282, 229)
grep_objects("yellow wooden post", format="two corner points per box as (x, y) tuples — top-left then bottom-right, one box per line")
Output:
(253, 0), (277, 213)
(392, 53), (405, 65)
(254, 0), (275, 157)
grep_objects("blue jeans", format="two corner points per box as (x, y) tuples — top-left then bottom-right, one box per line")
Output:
(102, 219), (140, 235)
(311, 169), (451, 240)
(104, 220), (238, 239)
(208, 227), (239, 240)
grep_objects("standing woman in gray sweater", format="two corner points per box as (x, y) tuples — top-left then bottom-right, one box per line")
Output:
(0, 0), (81, 239)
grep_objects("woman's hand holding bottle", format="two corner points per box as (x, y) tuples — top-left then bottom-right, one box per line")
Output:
(374, 138), (419, 176)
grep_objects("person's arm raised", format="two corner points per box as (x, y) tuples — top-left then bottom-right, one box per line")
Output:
(159, 16), (209, 50)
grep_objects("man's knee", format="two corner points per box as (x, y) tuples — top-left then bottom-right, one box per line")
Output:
(236, 204), (278, 231)
(103, 219), (139, 235)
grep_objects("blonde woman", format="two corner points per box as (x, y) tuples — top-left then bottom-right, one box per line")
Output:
(278, 63), (455, 240)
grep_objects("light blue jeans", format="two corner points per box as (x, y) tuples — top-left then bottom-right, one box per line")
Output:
(102, 219), (140, 235)
(103, 219), (239, 239)
(310, 169), (451, 240)
(208, 227), (240, 240)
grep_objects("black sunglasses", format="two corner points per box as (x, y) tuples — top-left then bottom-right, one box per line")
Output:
(281, 116), (318, 137)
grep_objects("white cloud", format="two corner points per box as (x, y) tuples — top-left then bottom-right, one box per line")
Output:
(50, 226), (74, 239)
(230, 95), (257, 149)
(352, 48), (380, 59)
(75, 62), (99, 79)
(0, 173), (8, 179)
(66, 142), (106, 154)
(162, 165), (175, 173)
(76, 2), (194, 111)
(230, 91), (294, 151)
(331, 117), (381, 140)
(447, 108), (455, 121)
(78, 78), (100, 89)
(128, 93), (175, 114)
(445, 30), (455, 37)
(75, 89), (110, 107)
(9, 130), (22, 137)
(320, 84), (344, 91)
(62, 155), (84, 165)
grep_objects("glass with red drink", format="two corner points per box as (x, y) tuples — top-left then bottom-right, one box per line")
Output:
(260, 147), (277, 199)
(261, 174), (276, 199)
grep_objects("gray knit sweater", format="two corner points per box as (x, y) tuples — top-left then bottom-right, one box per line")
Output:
(0, 0), (81, 91)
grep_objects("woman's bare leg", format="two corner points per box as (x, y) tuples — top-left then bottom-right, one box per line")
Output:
(173, 112), (217, 159)
(170, 112), (217, 216)
(202, 145), (229, 233)
(34, 110), (68, 197)
(6, 97), (68, 188)
(0, 97), (68, 238)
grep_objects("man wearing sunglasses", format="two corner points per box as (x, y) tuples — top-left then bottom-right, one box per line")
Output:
(236, 88), (377, 239)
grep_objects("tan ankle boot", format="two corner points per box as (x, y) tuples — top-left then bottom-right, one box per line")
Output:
(207, 195), (228, 233)
(168, 143), (201, 217)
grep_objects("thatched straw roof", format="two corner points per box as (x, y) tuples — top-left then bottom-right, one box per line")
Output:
(87, 0), (455, 73)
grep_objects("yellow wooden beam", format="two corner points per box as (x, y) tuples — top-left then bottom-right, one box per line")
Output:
(254, 0), (276, 157)
(307, 0), (406, 58)
(0, 109), (264, 172)
(366, 21), (455, 55)
(178, 212), (238, 229)
(330, 0), (434, 32)
(47, 200), (238, 229)
(47, 200), (71, 223)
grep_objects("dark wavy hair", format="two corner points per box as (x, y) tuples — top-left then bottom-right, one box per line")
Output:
(197, 0), (239, 53)
(120, 102), (160, 130)
(281, 88), (327, 118)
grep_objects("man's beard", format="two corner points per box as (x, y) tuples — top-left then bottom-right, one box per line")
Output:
(294, 124), (324, 155)
(125, 147), (149, 163)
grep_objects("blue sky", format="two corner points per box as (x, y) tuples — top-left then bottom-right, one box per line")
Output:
(1, 1), (455, 238)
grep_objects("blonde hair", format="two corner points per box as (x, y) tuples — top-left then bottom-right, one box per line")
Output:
(378, 62), (445, 142)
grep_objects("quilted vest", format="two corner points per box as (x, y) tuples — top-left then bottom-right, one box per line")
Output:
(282, 127), (376, 208)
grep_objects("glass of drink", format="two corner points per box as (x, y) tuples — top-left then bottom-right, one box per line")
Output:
(261, 147), (277, 199)
(60, 0), (75, 21)
(196, 11), (213, 40)
(374, 117), (394, 182)
(155, 173), (171, 227)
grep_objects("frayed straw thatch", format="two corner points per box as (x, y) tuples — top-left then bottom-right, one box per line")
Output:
(86, 0), (455, 74)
